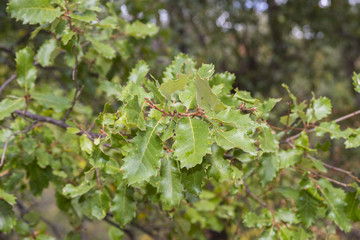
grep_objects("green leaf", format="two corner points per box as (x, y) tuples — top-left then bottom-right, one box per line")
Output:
(243, 209), (272, 228)
(259, 228), (276, 240)
(159, 74), (189, 99)
(112, 182), (136, 226)
(178, 81), (197, 109)
(163, 54), (196, 82)
(144, 79), (164, 103)
(208, 107), (257, 130)
(121, 123), (163, 184)
(0, 98), (25, 120)
(31, 91), (71, 112)
(275, 208), (298, 224)
(70, 11), (97, 23)
(80, 135), (93, 155)
(296, 190), (319, 227)
(352, 72), (360, 94)
(87, 36), (116, 59)
(21, 137), (37, 155)
(67, 127), (80, 135)
(36, 39), (59, 67)
(128, 60), (149, 85)
(109, 226), (124, 240)
(317, 179), (352, 232)
(308, 97), (332, 122)
(14, 221), (31, 236)
(210, 72), (235, 96)
(99, 80), (122, 99)
(0, 200), (16, 233)
(16, 47), (37, 92)
(89, 190), (110, 220)
(125, 21), (159, 39)
(293, 228), (311, 240)
(62, 181), (96, 198)
(214, 128), (257, 155)
(61, 28), (75, 45)
(173, 117), (210, 169)
(123, 95), (146, 130)
(344, 128), (360, 148)
(0, 189), (16, 205)
(316, 122), (352, 139)
(279, 148), (302, 169)
(35, 234), (56, 240)
(257, 98), (281, 119)
(161, 118), (176, 141)
(7, 0), (63, 25)
(181, 163), (205, 196)
(234, 90), (257, 104)
(259, 126), (279, 152)
(36, 146), (52, 168)
(195, 64), (224, 111)
(345, 187), (360, 221)
(158, 154), (183, 209)
(282, 84), (297, 105)
(27, 163), (51, 195)
(258, 153), (279, 186)
(207, 144), (232, 182)
(119, 81), (152, 102)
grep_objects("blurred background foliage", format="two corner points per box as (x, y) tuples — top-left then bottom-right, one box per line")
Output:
(1, 0), (360, 239)
(2, 0), (360, 109)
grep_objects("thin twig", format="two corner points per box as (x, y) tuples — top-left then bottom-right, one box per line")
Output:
(106, 213), (154, 238)
(63, 46), (83, 121)
(13, 110), (69, 129)
(307, 154), (360, 184)
(284, 109), (360, 142)
(334, 109), (360, 123)
(131, 222), (155, 238)
(16, 200), (62, 239)
(0, 45), (15, 57)
(243, 178), (267, 207)
(295, 165), (350, 188)
(70, 119), (94, 140)
(95, 168), (102, 189)
(1, 121), (38, 169)
(104, 216), (134, 240)
(0, 74), (17, 97)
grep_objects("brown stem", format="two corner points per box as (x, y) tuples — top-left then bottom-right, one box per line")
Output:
(243, 179), (267, 207)
(63, 46), (83, 121)
(95, 167), (102, 189)
(103, 216), (134, 240)
(0, 74), (17, 97)
(13, 110), (69, 129)
(284, 109), (360, 142)
(307, 154), (360, 184)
